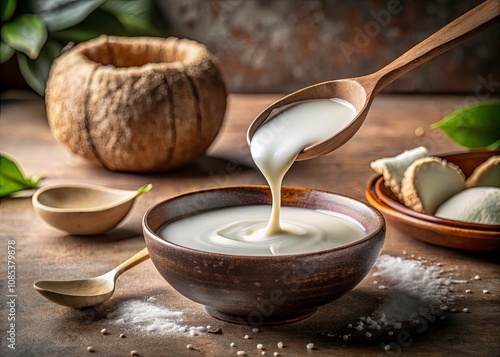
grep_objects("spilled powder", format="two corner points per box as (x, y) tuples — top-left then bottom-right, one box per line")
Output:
(107, 300), (185, 336)
(371, 254), (458, 322)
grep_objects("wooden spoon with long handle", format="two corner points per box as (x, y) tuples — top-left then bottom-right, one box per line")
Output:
(247, 0), (499, 161)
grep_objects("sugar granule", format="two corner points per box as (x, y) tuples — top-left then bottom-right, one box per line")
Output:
(107, 300), (184, 336)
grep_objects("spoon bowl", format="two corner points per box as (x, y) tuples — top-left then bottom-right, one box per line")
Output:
(247, 0), (499, 161)
(32, 183), (152, 235)
(34, 247), (149, 308)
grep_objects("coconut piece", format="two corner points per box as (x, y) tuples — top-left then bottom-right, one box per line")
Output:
(370, 146), (429, 199)
(46, 35), (226, 172)
(466, 156), (500, 188)
(400, 157), (465, 214)
(435, 187), (500, 225)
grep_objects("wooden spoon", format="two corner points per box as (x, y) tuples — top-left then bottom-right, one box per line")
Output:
(33, 247), (150, 308)
(32, 183), (152, 235)
(247, 0), (499, 161)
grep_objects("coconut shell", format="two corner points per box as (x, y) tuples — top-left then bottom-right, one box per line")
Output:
(46, 36), (227, 172)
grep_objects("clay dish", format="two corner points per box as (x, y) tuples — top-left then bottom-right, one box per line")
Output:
(366, 151), (500, 252)
(143, 186), (385, 325)
(33, 183), (151, 235)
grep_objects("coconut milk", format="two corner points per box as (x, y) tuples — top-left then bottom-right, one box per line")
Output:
(159, 99), (361, 256)
(250, 98), (357, 236)
(160, 205), (366, 256)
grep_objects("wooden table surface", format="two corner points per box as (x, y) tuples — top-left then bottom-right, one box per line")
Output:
(1, 92), (498, 357)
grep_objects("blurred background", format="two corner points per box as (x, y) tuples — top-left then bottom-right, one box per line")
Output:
(1, 0), (498, 95)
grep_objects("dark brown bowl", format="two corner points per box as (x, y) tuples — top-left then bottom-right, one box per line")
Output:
(143, 186), (385, 325)
(365, 151), (500, 252)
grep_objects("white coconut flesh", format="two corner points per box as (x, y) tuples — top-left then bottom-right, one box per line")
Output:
(370, 146), (429, 198)
(435, 187), (500, 225)
(466, 156), (500, 188)
(401, 157), (465, 214)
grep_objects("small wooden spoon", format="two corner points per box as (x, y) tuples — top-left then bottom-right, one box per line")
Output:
(33, 247), (150, 308)
(32, 183), (152, 235)
(247, 0), (499, 161)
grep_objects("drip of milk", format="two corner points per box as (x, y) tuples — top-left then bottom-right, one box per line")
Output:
(159, 98), (362, 256)
(250, 98), (357, 236)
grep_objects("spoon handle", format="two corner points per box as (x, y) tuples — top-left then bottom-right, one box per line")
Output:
(110, 247), (150, 279)
(367, 0), (499, 94)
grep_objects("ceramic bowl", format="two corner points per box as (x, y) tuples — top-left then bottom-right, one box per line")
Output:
(365, 151), (500, 252)
(143, 186), (385, 325)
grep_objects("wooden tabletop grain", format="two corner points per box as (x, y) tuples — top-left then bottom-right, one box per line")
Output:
(0, 92), (498, 357)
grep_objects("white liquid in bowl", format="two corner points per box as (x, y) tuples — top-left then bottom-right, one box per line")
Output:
(158, 205), (366, 256)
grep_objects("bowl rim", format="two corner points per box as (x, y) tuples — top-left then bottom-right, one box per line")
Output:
(142, 185), (386, 259)
(366, 174), (500, 233)
(32, 182), (135, 213)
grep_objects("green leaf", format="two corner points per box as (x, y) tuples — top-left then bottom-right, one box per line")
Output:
(1, 14), (47, 59)
(33, 0), (105, 32)
(134, 184), (153, 198)
(50, 9), (126, 43)
(1, 0), (16, 22)
(16, 41), (62, 96)
(0, 40), (14, 64)
(431, 101), (500, 150)
(101, 0), (166, 37)
(0, 154), (43, 198)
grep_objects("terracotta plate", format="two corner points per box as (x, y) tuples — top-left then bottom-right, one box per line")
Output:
(365, 151), (500, 251)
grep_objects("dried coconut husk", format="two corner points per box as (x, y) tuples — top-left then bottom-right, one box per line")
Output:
(466, 155), (500, 188)
(46, 35), (227, 172)
(400, 157), (466, 214)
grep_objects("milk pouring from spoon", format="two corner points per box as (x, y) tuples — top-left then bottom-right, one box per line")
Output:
(247, 0), (499, 161)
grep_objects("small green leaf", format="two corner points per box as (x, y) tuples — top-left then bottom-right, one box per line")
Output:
(1, 0), (16, 22)
(134, 184), (153, 198)
(33, 0), (105, 32)
(101, 0), (166, 37)
(16, 41), (62, 96)
(431, 101), (500, 150)
(0, 40), (14, 64)
(1, 14), (47, 59)
(0, 154), (43, 198)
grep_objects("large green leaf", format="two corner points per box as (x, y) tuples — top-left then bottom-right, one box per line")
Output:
(101, 0), (166, 37)
(431, 101), (500, 150)
(50, 9), (126, 43)
(1, 14), (47, 59)
(0, 154), (43, 198)
(17, 41), (62, 96)
(1, 0), (16, 22)
(0, 40), (14, 64)
(32, 0), (105, 32)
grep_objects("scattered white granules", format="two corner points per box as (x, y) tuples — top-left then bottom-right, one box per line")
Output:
(370, 255), (460, 322)
(474, 275), (481, 280)
(465, 289), (472, 294)
(306, 343), (315, 350)
(186, 344), (194, 350)
(463, 308), (469, 313)
(483, 290), (489, 294)
(252, 328), (259, 333)
(230, 342), (236, 347)
(365, 332), (372, 338)
(100, 328), (108, 335)
(107, 300), (184, 336)
(237, 351), (246, 356)
(277, 341), (284, 348)
(256, 344), (264, 350)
